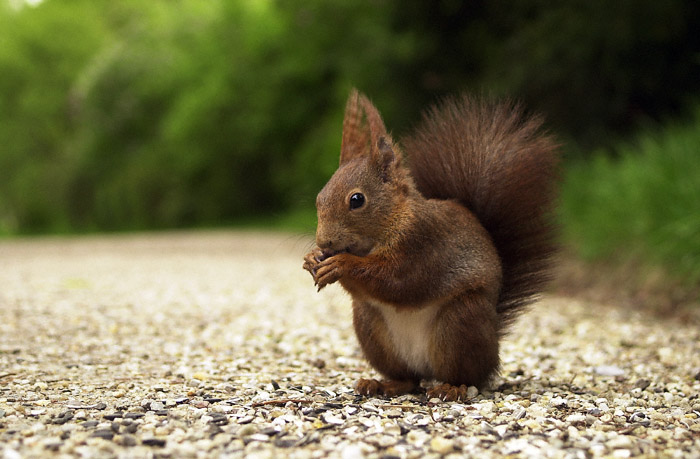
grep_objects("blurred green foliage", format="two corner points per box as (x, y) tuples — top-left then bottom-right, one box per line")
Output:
(561, 107), (700, 288)
(0, 0), (699, 234)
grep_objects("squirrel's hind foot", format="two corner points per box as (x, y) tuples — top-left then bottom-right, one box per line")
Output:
(426, 383), (473, 402)
(355, 378), (417, 397)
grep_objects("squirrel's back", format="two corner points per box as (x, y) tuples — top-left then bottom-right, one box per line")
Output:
(402, 95), (558, 330)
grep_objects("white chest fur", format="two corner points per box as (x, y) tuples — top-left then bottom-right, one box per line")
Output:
(370, 300), (441, 376)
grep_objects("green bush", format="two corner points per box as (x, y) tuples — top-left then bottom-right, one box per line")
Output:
(561, 106), (700, 286)
(1, 0), (418, 231)
(0, 0), (109, 232)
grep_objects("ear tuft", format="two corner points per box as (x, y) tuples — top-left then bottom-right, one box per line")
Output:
(340, 89), (371, 164)
(359, 95), (388, 148)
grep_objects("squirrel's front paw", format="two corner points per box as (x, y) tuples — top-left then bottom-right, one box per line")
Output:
(303, 248), (344, 290)
(303, 247), (325, 277)
(313, 254), (344, 291)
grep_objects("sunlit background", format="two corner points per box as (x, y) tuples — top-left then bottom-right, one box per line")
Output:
(1, 0), (698, 302)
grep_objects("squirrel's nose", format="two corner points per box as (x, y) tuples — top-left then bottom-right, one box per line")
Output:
(317, 237), (333, 251)
(316, 228), (337, 255)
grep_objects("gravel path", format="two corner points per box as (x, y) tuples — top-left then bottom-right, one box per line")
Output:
(1, 231), (699, 458)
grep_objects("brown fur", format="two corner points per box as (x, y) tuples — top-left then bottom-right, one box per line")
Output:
(303, 89), (558, 400)
(403, 95), (559, 330)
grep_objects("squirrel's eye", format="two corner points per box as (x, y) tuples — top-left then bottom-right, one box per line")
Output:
(349, 192), (365, 210)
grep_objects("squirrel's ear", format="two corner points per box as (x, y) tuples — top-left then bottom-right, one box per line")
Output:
(340, 89), (390, 165)
(340, 89), (371, 164)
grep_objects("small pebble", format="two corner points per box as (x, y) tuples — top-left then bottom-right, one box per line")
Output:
(430, 437), (455, 454)
(360, 402), (379, 413)
(275, 436), (300, 448)
(91, 429), (114, 440)
(238, 425), (257, 437)
(245, 434), (270, 444)
(594, 365), (625, 377)
(480, 421), (498, 437)
(149, 401), (165, 411)
(116, 434), (138, 447)
(209, 413), (229, 426)
(44, 442), (62, 452)
(321, 413), (344, 425)
(142, 438), (166, 447)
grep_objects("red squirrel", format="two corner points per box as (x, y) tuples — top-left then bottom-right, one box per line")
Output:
(303, 89), (558, 401)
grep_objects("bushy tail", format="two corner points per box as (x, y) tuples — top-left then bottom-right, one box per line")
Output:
(402, 95), (559, 330)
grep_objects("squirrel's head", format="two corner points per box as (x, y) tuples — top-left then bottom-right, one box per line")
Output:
(315, 89), (412, 258)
